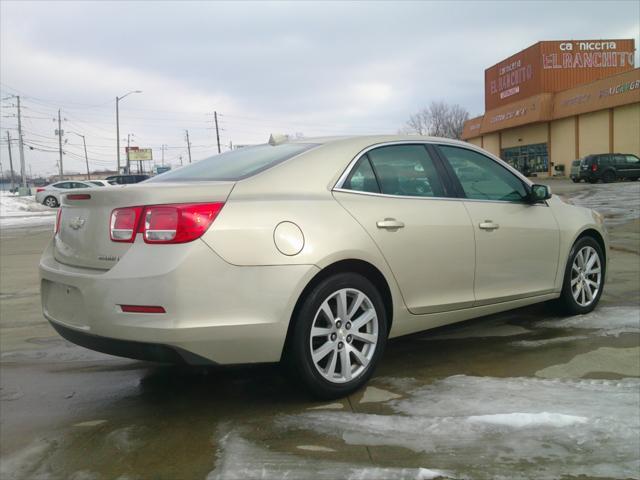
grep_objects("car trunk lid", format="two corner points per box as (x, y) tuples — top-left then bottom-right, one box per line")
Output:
(54, 181), (234, 270)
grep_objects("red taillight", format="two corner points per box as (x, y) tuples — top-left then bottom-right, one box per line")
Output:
(120, 305), (166, 314)
(55, 208), (62, 234)
(110, 207), (143, 242)
(109, 203), (223, 244)
(37, 187), (45, 193)
(591, 164), (598, 172)
(142, 203), (223, 244)
(67, 194), (91, 200)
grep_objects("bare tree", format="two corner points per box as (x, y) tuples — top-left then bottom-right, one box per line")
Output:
(403, 101), (469, 139)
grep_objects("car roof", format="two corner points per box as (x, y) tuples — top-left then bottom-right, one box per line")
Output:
(288, 134), (472, 150)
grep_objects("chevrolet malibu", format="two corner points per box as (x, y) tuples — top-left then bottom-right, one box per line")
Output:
(40, 136), (608, 398)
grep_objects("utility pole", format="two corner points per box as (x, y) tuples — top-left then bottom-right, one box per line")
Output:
(179, 154), (183, 166)
(57, 109), (64, 181)
(16, 96), (27, 188)
(6, 131), (15, 191)
(80, 134), (90, 180)
(214, 111), (221, 154)
(116, 97), (121, 173)
(126, 134), (131, 174)
(161, 144), (166, 166)
(185, 130), (192, 163)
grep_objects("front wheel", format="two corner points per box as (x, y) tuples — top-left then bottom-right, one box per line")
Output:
(287, 272), (387, 399)
(556, 237), (605, 315)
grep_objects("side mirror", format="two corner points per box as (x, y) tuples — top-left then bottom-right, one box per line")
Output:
(529, 184), (552, 203)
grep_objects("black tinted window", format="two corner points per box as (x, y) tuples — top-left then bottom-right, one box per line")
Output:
(148, 143), (317, 182)
(439, 146), (528, 202)
(366, 145), (446, 197)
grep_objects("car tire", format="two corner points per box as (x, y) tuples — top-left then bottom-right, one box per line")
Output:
(287, 272), (388, 399)
(555, 236), (605, 315)
(43, 196), (59, 208)
(571, 178), (580, 183)
(603, 171), (616, 183)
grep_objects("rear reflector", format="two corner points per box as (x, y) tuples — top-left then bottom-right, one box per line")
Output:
(67, 194), (91, 200)
(120, 305), (166, 314)
(37, 187), (45, 193)
(110, 207), (143, 242)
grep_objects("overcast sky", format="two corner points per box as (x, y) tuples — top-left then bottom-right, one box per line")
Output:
(1, 0), (638, 176)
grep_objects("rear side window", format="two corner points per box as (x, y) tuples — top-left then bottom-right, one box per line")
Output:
(343, 157), (380, 193)
(598, 155), (611, 166)
(148, 143), (317, 182)
(439, 145), (528, 202)
(368, 145), (446, 197)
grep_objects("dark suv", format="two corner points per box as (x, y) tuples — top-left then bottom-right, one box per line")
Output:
(570, 153), (640, 183)
(105, 174), (150, 185)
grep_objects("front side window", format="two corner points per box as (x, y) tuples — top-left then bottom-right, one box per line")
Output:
(439, 146), (528, 202)
(148, 143), (317, 182)
(625, 155), (640, 165)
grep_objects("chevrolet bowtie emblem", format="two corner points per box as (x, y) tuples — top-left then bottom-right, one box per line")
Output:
(69, 217), (86, 230)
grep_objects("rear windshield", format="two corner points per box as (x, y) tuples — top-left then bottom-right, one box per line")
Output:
(148, 143), (317, 182)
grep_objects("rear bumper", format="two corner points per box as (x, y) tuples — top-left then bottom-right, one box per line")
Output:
(49, 319), (216, 365)
(40, 238), (319, 364)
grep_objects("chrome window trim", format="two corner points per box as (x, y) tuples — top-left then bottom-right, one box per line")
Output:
(332, 140), (541, 205)
(332, 187), (549, 207)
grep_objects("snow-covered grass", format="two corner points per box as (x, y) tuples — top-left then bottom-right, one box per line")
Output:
(0, 191), (55, 229)
(280, 375), (640, 479)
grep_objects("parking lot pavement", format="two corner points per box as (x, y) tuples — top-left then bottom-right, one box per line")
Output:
(1, 179), (638, 480)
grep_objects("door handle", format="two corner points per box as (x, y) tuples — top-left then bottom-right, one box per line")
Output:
(479, 220), (499, 231)
(376, 218), (405, 229)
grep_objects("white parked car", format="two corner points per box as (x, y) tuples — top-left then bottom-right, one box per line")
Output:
(86, 180), (112, 188)
(40, 136), (608, 398)
(35, 181), (95, 208)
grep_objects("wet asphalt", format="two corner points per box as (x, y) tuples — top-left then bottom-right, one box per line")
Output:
(0, 179), (638, 480)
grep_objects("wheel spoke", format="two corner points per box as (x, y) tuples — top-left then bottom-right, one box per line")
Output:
(586, 266), (601, 275)
(571, 276), (580, 287)
(336, 290), (348, 321)
(311, 326), (332, 338)
(580, 287), (586, 305)
(585, 250), (598, 270)
(351, 331), (377, 344)
(319, 301), (335, 323)
(324, 349), (338, 377)
(347, 292), (365, 319)
(312, 341), (334, 362)
(351, 309), (375, 330)
(584, 282), (594, 302)
(340, 346), (352, 381)
(348, 344), (368, 366)
(576, 251), (585, 268)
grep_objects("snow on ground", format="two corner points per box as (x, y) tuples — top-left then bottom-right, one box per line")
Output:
(536, 306), (640, 337)
(207, 431), (454, 480)
(280, 375), (640, 479)
(0, 192), (55, 229)
(566, 182), (640, 225)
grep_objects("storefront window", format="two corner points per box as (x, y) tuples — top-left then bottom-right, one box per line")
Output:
(501, 143), (548, 176)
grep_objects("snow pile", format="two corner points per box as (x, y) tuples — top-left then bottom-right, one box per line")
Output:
(567, 182), (640, 225)
(536, 306), (640, 337)
(0, 191), (55, 229)
(280, 375), (640, 479)
(207, 431), (454, 480)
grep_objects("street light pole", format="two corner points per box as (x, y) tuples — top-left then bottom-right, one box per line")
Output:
(69, 132), (91, 180)
(115, 90), (141, 174)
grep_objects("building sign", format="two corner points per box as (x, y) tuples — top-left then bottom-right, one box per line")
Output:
(485, 39), (635, 110)
(127, 148), (153, 161)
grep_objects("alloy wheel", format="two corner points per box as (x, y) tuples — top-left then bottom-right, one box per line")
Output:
(44, 197), (57, 208)
(570, 246), (602, 307)
(309, 288), (379, 384)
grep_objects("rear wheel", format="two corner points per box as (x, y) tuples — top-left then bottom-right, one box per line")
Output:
(43, 196), (59, 208)
(603, 171), (616, 183)
(572, 178), (580, 183)
(555, 237), (605, 315)
(287, 272), (387, 399)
